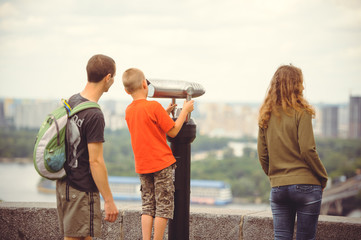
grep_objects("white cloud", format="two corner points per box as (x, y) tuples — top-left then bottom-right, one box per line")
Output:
(0, 1), (18, 16)
(0, 0), (360, 103)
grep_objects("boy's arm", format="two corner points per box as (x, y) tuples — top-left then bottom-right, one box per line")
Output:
(88, 142), (119, 222)
(167, 100), (194, 138)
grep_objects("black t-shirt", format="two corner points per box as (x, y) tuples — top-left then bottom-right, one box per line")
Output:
(64, 93), (105, 192)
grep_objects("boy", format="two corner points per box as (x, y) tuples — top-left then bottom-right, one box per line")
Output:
(122, 68), (194, 240)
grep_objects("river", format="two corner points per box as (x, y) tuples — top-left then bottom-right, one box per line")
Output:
(0, 162), (56, 202)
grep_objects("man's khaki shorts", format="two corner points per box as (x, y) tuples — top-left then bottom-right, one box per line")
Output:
(139, 164), (175, 219)
(56, 179), (101, 238)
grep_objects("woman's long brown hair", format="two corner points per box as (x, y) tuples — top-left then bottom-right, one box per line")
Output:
(258, 65), (315, 129)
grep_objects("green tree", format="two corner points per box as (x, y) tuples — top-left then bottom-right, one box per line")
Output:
(0, 127), (37, 158)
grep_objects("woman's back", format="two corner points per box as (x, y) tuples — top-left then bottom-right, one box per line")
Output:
(258, 107), (327, 188)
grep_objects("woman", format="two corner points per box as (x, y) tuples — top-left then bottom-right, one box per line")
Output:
(257, 64), (328, 240)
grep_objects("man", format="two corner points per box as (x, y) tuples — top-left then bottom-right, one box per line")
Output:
(56, 54), (118, 240)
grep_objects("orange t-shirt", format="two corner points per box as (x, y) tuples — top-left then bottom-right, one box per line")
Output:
(125, 99), (176, 174)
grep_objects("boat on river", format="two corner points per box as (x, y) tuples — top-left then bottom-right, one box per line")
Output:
(38, 176), (232, 205)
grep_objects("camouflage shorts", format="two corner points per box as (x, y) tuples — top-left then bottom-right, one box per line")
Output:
(139, 164), (175, 219)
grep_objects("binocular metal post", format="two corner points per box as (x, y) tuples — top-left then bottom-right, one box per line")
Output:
(147, 79), (205, 240)
(167, 119), (196, 240)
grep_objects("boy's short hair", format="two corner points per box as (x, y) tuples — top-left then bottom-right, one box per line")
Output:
(86, 54), (116, 83)
(122, 68), (145, 93)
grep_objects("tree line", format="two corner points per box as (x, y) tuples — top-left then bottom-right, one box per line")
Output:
(1, 127), (360, 203)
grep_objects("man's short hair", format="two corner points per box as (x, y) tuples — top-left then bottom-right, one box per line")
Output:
(86, 54), (115, 83)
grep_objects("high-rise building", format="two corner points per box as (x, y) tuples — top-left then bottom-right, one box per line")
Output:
(13, 99), (59, 129)
(322, 105), (338, 138)
(338, 104), (349, 138)
(349, 96), (361, 139)
(0, 101), (5, 127)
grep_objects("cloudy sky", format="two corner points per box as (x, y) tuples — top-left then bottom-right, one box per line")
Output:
(0, 0), (360, 104)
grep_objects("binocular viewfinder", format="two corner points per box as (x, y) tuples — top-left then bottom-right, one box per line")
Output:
(147, 79), (205, 120)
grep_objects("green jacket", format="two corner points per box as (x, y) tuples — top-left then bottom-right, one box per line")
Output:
(257, 108), (328, 189)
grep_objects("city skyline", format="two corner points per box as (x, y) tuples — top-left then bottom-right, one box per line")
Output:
(0, 0), (360, 104)
(0, 93), (358, 105)
(1, 96), (360, 140)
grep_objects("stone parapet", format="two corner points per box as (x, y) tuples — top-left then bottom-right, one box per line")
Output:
(0, 202), (360, 240)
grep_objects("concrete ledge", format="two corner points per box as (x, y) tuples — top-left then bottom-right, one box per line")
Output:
(1, 202), (360, 240)
(241, 210), (361, 240)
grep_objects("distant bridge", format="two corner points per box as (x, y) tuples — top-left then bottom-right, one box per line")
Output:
(321, 174), (361, 216)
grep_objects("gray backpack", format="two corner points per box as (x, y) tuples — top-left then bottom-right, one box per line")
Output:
(33, 99), (100, 180)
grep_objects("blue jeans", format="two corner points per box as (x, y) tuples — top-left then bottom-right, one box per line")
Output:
(270, 184), (323, 240)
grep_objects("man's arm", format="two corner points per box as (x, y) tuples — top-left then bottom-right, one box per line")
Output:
(88, 142), (118, 222)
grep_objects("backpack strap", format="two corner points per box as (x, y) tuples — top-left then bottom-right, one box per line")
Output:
(70, 101), (101, 116)
(62, 99), (100, 117)
(62, 99), (72, 116)
(68, 148), (86, 168)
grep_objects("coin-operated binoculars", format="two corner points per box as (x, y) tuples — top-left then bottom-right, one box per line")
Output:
(147, 79), (205, 240)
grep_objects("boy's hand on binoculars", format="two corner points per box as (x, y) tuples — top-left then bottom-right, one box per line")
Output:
(166, 103), (177, 114)
(183, 100), (194, 113)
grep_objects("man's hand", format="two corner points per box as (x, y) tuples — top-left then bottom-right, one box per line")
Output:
(104, 200), (118, 222)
